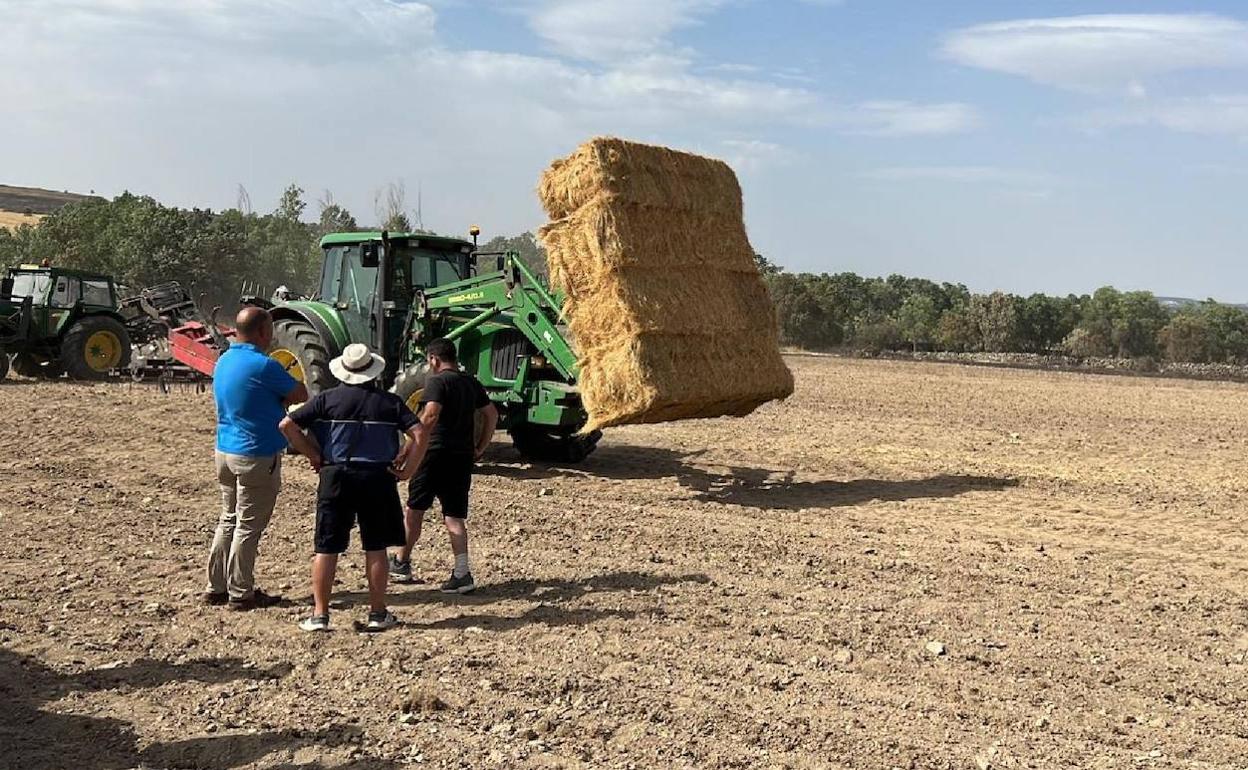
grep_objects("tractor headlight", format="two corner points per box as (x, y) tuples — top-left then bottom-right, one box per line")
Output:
(531, 355), (548, 369)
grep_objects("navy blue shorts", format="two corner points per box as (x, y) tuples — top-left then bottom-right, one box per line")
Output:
(315, 465), (405, 554)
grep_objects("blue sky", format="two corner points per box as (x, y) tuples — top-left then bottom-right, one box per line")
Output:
(2, 1), (1246, 299)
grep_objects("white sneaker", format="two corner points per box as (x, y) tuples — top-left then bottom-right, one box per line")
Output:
(299, 614), (329, 632)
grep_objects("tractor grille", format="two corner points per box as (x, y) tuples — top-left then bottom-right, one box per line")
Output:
(490, 329), (533, 381)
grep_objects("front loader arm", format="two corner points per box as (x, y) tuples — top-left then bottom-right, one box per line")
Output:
(420, 254), (579, 381)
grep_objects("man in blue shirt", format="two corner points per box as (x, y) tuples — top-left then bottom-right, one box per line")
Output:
(280, 343), (424, 632)
(204, 306), (307, 611)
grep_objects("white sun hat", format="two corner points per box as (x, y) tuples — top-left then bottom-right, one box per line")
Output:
(329, 343), (386, 385)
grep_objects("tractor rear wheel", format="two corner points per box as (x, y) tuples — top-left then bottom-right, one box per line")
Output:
(509, 424), (602, 464)
(61, 316), (131, 380)
(270, 319), (334, 397)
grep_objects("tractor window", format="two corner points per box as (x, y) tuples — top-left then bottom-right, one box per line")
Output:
(410, 253), (464, 289)
(82, 280), (112, 307)
(319, 246), (345, 301)
(10, 272), (50, 301)
(50, 276), (81, 308)
(339, 247), (377, 312)
(337, 245), (378, 343)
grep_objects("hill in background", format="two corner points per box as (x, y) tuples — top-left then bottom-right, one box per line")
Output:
(0, 184), (98, 230)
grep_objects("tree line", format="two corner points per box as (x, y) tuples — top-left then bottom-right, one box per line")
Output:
(759, 256), (1248, 364)
(0, 185), (518, 311)
(4, 190), (1243, 365)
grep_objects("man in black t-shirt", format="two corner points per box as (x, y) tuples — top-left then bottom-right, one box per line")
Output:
(390, 338), (497, 593)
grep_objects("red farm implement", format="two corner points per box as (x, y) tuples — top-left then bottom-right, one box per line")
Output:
(120, 282), (234, 389)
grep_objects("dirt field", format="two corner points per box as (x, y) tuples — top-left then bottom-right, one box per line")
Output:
(4, 356), (1248, 769)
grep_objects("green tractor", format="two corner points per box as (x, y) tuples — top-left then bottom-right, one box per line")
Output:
(259, 230), (601, 462)
(0, 265), (132, 380)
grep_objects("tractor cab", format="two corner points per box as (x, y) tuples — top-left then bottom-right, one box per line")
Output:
(1, 265), (132, 379)
(314, 231), (476, 383)
(3, 266), (120, 339)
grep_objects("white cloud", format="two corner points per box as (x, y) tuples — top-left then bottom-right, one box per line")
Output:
(1150, 94), (1248, 136)
(718, 139), (795, 171)
(1076, 94), (1248, 138)
(527, 0), (727, 64)
(0, 0), (976, 242)
(944, 14), (1248, 91)
(860, 166), (1058, 200)
(861, 166), (1053, 185)
(837, 101), (982, 136)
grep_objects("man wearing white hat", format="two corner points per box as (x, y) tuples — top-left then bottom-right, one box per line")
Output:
(279, 343), (426, 632)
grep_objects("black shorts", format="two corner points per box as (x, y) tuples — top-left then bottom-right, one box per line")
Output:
(406, 453), (474, 518)
(315, 465), (405, 554)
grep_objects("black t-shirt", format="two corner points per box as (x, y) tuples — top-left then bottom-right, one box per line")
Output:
(290, 383), (419, 466)
(422, 370), (490, 455)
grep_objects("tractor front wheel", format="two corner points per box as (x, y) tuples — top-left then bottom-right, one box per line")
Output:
(393, 363), (491, 450)
(61, 316), (131, 380)
(12, 353), (59, 379)
(0, 354), (9, 381)
(270, 319), (334, 397)
(509, 424), (601, 464)
(392, 362), (430, 414)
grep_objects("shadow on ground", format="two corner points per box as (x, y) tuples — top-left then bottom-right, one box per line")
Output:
(486, 444), (1018, 511)
(0, 649), (395, 770)
(335, 570), (711, 631)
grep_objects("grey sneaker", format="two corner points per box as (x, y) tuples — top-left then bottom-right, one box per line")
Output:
(440, 572), (475, 594)
(389, 555), (413, 583)
(299, 614), (330, 633)
(363, 609), (399, 632)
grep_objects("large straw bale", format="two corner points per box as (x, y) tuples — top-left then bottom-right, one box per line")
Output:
(539, 137), (744, 220)
(538, 137), (793, 431)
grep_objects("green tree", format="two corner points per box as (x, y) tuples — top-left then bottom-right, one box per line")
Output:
(897, 293), (939, 351)
(481, 231), (548, 280)
(936, 304), (980, 351)
(1017, 293), (1070, 353)
(768, 272), (843, 349)
(753, 252), (781, 276)
(1111, 291), (1169, 358)
(1068, 287), (1119, 357)
(1159, 311), (1211, 363)
(971, 292), (1020, 353)
(276, 184), (306, 222)
(1198, 302), (1248, 363)
(315, 191), (358, 237)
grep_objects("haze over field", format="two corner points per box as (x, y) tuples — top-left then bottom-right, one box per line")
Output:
(2, 1), (1246, 299)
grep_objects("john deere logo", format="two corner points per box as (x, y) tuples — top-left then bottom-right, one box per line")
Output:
(448, 291), (485, 303)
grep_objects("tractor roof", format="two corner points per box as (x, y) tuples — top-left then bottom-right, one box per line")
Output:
(7, 265), (114, 282)
(319, 231), (475, 251)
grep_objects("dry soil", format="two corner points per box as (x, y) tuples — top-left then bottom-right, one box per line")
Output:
(3, 356), (1248, 769)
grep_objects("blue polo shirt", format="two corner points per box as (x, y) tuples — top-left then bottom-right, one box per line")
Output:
(213, 342), (299, 456)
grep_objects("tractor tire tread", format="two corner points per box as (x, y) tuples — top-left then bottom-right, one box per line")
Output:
(272, 319), (333, 396)
(61, 315), (132, 381)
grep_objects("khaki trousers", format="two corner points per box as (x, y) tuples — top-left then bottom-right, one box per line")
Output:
(206, 451), (283, 600)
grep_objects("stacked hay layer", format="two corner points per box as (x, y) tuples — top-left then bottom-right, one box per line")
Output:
(538, 137), (794, 431)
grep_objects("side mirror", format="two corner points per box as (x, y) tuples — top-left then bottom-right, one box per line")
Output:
(361, 243), (380, 268)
